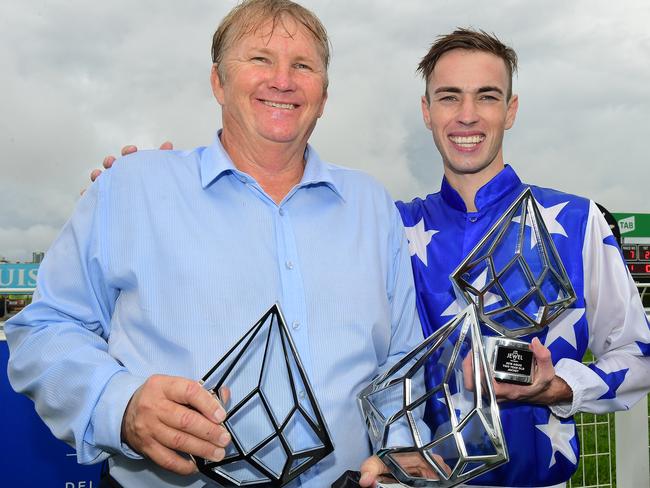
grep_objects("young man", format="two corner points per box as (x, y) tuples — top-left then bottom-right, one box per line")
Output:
(393, 29), (650, 487)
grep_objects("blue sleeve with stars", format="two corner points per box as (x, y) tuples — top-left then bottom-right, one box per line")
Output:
(552, 200), (650, 416)
(396, 171), (650, 486)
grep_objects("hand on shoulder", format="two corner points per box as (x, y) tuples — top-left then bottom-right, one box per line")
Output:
(83, 142), (174, 193)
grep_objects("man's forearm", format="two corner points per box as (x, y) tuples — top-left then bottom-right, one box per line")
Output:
(528, 374), (573, 406)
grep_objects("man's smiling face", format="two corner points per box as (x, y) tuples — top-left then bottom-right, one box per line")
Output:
(211, 16), (328, 149)
(421, 49), (518, 180)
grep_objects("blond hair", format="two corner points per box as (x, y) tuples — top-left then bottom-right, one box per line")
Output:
(212, 0), (330, 85)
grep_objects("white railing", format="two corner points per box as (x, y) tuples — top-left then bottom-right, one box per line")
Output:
(614, 288), (650, 486)
(614, 286), (650, 487)
(615, 397), (649, 487)
(638, 282), (650, 315)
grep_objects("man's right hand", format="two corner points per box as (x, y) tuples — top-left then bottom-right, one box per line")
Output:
(121, 374), (231, 475)
(89, 141), (174, 182)
(461, 338), (572, 406)
(359, 453), (449, 486)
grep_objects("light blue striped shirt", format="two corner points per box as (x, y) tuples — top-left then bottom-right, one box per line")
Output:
(6, 134), (422, 487)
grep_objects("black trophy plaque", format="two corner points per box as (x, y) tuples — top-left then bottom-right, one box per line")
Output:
(487, 337), (534, 384)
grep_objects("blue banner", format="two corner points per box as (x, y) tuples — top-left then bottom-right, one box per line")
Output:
(0, 263), (39, 290)
(0, 342), (102, 486)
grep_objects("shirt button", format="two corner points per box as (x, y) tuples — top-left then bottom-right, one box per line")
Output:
(469, 216), (478, 223)
(285, 260), (294, 270)
(279, 208), (285, 216)
(292, 321), (301, 330)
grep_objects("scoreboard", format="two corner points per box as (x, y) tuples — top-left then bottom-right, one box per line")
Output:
(613, 212), (650, 282)
(622, 244), (650, 278)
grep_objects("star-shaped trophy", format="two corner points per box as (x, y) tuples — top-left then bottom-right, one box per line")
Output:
(194, 304), (334, 487)
(450, 187), (577, 385)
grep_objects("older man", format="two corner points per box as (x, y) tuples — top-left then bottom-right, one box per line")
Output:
(5, 1), (422, 487)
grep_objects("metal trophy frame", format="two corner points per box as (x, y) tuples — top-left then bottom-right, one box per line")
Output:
(450, 187), (577, 384)
(346, 187), (579, 487)
(195, 304), (334, 487)
(357, 305), (508, 487)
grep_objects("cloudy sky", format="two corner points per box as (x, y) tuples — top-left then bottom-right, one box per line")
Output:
(1, 0), (649, 261)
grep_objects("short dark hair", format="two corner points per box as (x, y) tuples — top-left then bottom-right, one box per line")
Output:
(418, 28), (518, 101)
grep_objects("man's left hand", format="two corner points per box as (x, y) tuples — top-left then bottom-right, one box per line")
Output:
(89, 141), (174, 182)
(494, 337), (572, 405)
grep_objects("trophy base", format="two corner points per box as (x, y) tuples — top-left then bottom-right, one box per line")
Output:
(331, 470), (404, 488)
(486, 336), (535, 385)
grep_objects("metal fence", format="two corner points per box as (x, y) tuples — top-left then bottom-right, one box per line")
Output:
(569, 411), (616, 487)
(568, 394), (650, 488)
(568, 305), (650, 487)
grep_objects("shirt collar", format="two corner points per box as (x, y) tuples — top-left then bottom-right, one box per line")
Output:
(440, 164), (522, 213)
(199, 131), (343, 200)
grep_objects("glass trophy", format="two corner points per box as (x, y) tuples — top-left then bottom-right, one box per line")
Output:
(450, 188), (577, 384)
(194, 304), (334, 487)
(334, 304), (508, 488)
(331, 188), (579, 488)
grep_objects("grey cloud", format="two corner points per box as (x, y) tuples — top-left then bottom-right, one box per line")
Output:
(1, 0), (648, 261)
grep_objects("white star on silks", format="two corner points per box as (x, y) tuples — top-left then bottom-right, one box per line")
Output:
(513, 200), (569, 249)
(404, 218), (439, 266)
(441, 268), (502, 317)
(543, 307), (585, 350)
(535, 413), (577, 468)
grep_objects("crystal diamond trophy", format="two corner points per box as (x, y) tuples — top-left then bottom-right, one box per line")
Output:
(194, 304), (334, 487)
(450, 188), (577, 384)
(339, 304), (508, 488)
(331, 188), (577, 488)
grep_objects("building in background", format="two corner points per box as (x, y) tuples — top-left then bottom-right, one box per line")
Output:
(0, 251), (43, 320)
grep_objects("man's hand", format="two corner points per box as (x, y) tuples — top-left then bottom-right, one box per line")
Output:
(358, 455), (386, 487)
(462, 337), (573, 406)
(121, 374), (231, 475)
(89, 141), (174, 183)
(493, 337), (572, 405)
(358, 453), (449, 487)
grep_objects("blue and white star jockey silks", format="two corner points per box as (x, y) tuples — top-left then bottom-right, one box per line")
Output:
(535, 412), (578, 469)
(396, 165), (650, 487)
(404, 218), (439, 266)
